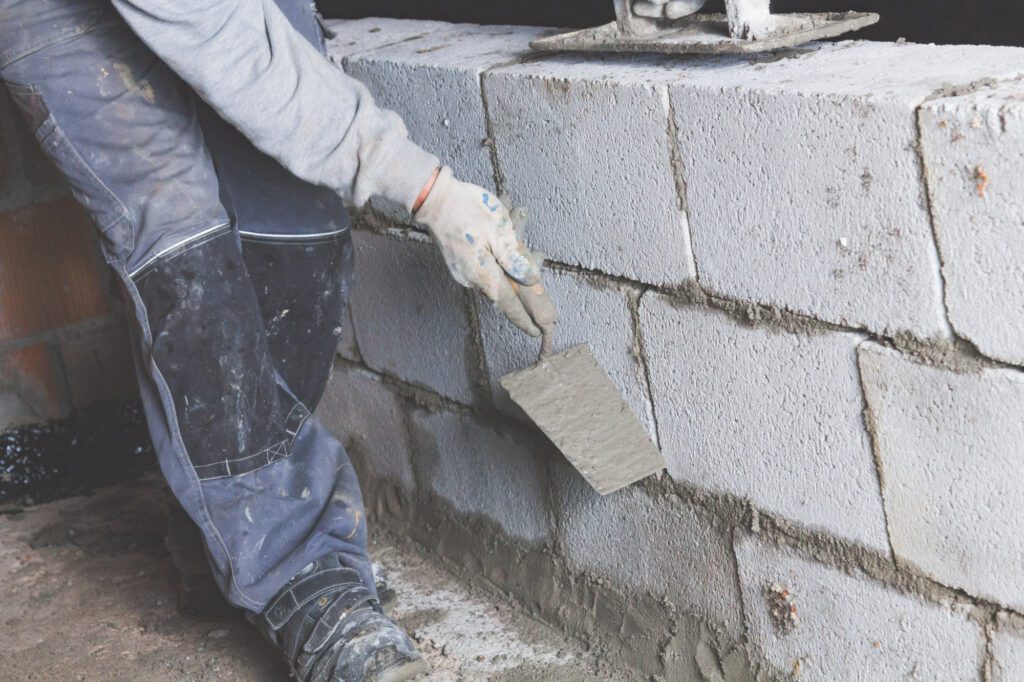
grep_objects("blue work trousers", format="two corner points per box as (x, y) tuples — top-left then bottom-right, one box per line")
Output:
(0, 0), (372, 612)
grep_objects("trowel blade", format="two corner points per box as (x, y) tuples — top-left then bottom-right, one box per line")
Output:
(500, 344), (665, 495)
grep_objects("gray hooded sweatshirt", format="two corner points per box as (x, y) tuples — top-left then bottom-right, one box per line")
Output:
(110, 0), (440, 211)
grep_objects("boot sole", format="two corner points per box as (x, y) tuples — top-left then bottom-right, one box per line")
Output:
(373, 658), (430, 682)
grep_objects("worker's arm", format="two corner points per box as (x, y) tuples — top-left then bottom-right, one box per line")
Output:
(109, 0), (437, 210)
(110, 0), (554, 334)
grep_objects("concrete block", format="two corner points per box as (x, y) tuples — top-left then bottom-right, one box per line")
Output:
(476, 268), (656, 439)
(323, 17), (451, 65)
(484, 54), (695, 286)
(992, 629), (1024, 682)
(345, 24), (545, 223)
(554, 461), (744, 638)
(859, 343), (1024, 610)
(57, 322), (136, 410)
(407, 407), (551, 545)
(672, 42), (1024, 339)
(920, 81), (1024, 365)
(735, 533), (984, 681)
(639, 293), (889, 553)
(349, 229), (477, 405)
(318, 364), (415, 492)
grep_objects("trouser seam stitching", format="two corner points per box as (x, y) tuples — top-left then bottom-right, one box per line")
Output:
(39, 112), (136, 254)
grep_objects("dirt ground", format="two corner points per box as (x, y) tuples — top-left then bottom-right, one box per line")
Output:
(0, 475), (620, 681)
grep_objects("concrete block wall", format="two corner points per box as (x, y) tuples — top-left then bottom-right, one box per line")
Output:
(320, 19), (1024, 679)
(0, 89), (136, 433)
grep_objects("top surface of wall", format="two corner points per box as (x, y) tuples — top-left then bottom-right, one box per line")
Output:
(324, 17), (453, 60)
(678, 41), (1024, 98)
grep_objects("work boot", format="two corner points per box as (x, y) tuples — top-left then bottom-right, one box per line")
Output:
(255, 554), (427, 682)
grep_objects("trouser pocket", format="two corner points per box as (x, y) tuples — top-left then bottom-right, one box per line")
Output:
(5, 82), (133, 262)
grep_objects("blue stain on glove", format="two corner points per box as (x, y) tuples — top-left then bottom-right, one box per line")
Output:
(481, 193), (500, 213)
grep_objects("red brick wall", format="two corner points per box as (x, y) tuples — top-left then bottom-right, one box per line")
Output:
(0, 90), (137, 431)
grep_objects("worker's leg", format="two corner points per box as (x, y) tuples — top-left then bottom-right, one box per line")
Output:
(0, 0), (371, 611)
(198, 0), (352, 412)
(165, 0), (355, 614)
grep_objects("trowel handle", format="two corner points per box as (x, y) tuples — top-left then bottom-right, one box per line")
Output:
(507, 204), (557, 361)
(539, 324), (555, 361)
(512, 280), (557, 361)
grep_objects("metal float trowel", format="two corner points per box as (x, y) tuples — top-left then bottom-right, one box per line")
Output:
(498, 209), (665, 496)
(530, 0), (878, 56)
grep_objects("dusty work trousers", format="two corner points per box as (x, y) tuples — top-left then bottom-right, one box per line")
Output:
(0, 0), (373, 612)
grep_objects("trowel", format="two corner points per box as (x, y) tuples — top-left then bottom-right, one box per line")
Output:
(499, 210), (665, 496)
(531, 0), (878, 56)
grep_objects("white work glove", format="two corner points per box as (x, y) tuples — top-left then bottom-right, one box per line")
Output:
(415, 167), (557, 337)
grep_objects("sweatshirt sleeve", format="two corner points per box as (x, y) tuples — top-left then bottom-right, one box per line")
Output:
(109, 0), (440, 210)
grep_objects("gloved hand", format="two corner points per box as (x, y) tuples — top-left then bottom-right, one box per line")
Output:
(507, 207), (558, 347)
(414, 167), (556, 337)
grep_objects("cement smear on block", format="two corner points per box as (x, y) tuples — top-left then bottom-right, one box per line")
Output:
(362, 472), (754, 680)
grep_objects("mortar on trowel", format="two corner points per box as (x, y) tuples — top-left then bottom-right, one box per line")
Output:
(499, 208), (665, 496)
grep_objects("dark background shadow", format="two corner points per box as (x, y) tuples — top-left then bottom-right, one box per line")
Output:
(319, 0), (1022, 47)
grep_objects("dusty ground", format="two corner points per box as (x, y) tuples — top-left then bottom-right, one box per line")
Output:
(0, 475), (619, 681)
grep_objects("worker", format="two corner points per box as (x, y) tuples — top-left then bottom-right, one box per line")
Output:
(0, 0), (556, 679)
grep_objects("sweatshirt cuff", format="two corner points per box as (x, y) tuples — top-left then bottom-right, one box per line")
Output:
(372, 138), (441, 212)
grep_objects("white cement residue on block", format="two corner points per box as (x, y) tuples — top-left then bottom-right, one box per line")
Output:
(920, 80), (1024, 366)
(349, 230), (476, 405)
(484, 54), (697, 286)
(735, 534), (984, 681)
(859, 343), (1024, 610)
(639, 294), (890, 553)
(408, 408), (552, 544)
